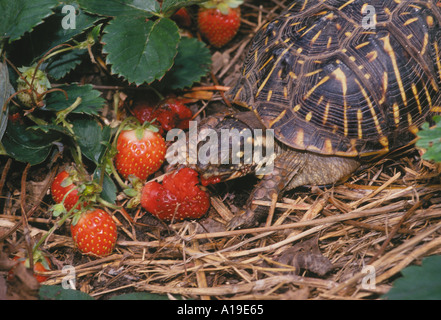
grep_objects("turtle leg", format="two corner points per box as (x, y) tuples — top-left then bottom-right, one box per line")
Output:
(228, 151), (360, 229)
(228, 151), (304, 229)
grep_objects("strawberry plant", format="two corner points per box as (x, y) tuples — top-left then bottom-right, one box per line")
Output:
(76, 0), (211, 86)
(0, 0), (227, 299)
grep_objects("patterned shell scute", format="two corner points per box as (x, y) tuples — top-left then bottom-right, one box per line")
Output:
(228, 0), (441, 157)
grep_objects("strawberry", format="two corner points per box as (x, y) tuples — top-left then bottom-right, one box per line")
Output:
(115, 123), (166, 180)
(8, 253), (52, 283)
(158, 97), (193, 131)
(70, 208), (117, 256)
(51, 169), (87, 212)
(141, 168), (210, 221)
(16, 65), (51, 108)
(197, 0), (243, 48)
(132, 96), (193, 134)
(131, 91), (161, 128)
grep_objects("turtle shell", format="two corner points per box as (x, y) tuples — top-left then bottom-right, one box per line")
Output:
(227, 0), (441, 158)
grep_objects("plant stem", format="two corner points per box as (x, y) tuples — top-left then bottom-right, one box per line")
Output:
(108, 158), (127, 190)
(97, 197), (121, 210)
(32, 207), (75, 254)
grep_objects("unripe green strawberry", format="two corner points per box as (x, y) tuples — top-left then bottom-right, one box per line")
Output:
(16, 66), (51, 108)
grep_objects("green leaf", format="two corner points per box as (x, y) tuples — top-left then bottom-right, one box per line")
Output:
(45, 84), (105, 115)
(158, 37), (211, 90)
(40, 4), (101, 56)
(45, 49), (88, 80)
(39, 285), (94, 300)
(383, 255), (441, 300)
(71, 117), (111, 164)
(38, 4), (102, 78)
(0, 62), (14, 142)
(161, 0), (206, 16)
(2, 121), (60, 165)
(102, 16), (180, 85)
(77, 0), (159, 17)
(0, 0), (58, 43)
(416, 115), (441, 163)
(94, 169), (117, 204)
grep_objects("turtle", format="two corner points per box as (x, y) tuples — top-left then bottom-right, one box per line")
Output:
(169, 0), (441, 229)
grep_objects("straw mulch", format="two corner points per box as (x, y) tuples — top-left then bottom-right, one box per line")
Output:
(1, 0), (441, 300)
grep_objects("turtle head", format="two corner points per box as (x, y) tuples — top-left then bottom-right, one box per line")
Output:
(166, 112), (276, 186)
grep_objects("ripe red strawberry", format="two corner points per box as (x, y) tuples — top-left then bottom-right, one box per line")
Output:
(197, 3), (241, 48)
(51, 169), (87, 212)
(159, 97), (193, 130)
(8, 253), (52, 283)
(71, 208), (117, 256)
(115, 123), (166, 180)
(132, 96), (193, 134)
(141, 168), (210, 221)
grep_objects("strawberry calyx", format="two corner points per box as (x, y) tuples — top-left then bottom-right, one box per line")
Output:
(201, 0), (243, 14)
(118, 117), (161, 137)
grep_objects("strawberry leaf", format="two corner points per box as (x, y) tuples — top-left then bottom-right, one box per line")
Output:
(2, 120), (61, 165)
(383, 255), (441, 300)
(416, 116), (441, 163)
(93, 168), (118, 204)
(158, 37), (211, 90)
(0, 62), (14, 142)
(45, 84), (105, 115)
(39, 285), (94, 300)
(161, 0), (206, 16)
(77, 0), (159, 17)
(32, 4), (101, 59)
(102, 16), (180, 85)
(71, 117), (111, 164)
(0, 0), (58, 43)
(45, 49), (88, 80)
